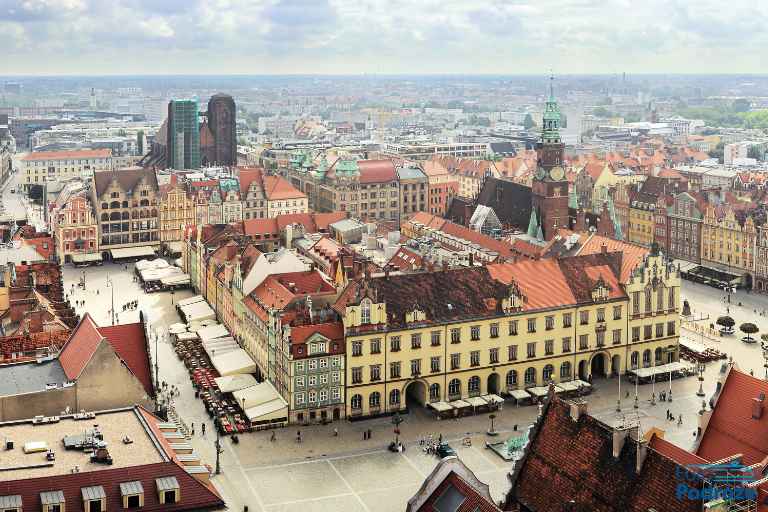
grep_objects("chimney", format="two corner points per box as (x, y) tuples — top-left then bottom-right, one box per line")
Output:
(612, 428), (629, 459)
(384, 266), (390, 279)
(635, 439), (649, 474)
(601, 243), (607, 254)
(468, 252), (474, 267)
(569, 399), (588, 422)
(752, 393), (765, 419)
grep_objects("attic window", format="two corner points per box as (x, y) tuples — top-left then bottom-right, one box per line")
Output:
(360, 299), (372, 324)
(0, 495), (21, 512)
(120, 481), (144, 509)
(81, 486), (106, 512)
(156, 476), (180, 504)
(433, 485), (466, 512)
(40, 490), (64, 512)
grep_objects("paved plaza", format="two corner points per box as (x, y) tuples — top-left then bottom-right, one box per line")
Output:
(61, 262), (768, 511)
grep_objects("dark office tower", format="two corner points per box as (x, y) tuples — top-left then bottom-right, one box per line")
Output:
(167, 98), (201, 170)
(207, 93), (236, 166)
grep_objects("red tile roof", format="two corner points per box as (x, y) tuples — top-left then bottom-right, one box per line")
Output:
(252, 270), (336, 311)
(263, 175), (305, 200)
(243, 218), (279, 237)
(313, 212), (348, 230)
(649, 433), (708, 465)
(290, 322), (344, 344)
(22, 149), (112, 161)
(413, 471), (500, 512)
(576, 233), (648, 283)
(276, 213), (316, 232)
(388, 246), (424, 271)
(98, 323), (154, 396)
(358, 160), (397, 184)
(237, 167), (264, 196)
(697, 367), (768, 466)
(58, 313), (104, 380)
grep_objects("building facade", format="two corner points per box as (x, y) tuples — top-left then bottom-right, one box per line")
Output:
(158, 178), (195, 243)
(167, 99), (201, 170)
(22, 149), (112, 189)
(397, 166), (429, 221)
(667, 192), (703, 264)
(51, 192), (99, 263)
(207, 93), (237, 166)
(701, 204), (756, 280)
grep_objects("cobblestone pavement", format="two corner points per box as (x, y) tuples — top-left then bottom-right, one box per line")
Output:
(64, 263), (756, 511)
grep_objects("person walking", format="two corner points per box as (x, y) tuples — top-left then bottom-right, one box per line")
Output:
(296, 430), (302, 443)
(270, 431), (276, 442)
(191, 423), (195, 436)
(202, 423), (206, 437)
(333, 427), (338, 437)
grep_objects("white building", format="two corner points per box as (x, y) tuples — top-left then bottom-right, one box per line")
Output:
(724, 142), (749, 166)
(21, 148), (113, 189)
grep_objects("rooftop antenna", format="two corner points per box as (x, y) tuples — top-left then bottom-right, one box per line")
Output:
(549, 70), (555, 98)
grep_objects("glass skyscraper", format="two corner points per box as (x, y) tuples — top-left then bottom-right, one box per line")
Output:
(167, 98), (200, 170)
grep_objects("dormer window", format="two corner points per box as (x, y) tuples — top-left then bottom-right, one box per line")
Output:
(360, 299), (371, 324)
(0, 495), (21, 512)
(156, 476), (180, 505)
(40, 490), (65, 512)
(591, 278), (610, 302)
(503, 281), (525, 313)
(81, 486), (106, 512)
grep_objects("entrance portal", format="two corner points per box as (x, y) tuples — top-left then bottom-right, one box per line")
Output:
(405, 380), (427, 409)
(590, 353), (606, 379)
(487, 373), (500, 394)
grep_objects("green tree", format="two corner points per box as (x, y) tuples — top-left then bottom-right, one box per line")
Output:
(523, 113), (536, 130)
(748, 145), (764, 161)
(136, 130), (144, 155)
(710, 141), (725, 164)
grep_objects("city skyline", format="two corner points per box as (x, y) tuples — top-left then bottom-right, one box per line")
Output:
(2, 0), (767, 75)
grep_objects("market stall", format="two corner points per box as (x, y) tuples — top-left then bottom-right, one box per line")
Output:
(211, 349), (258, 376)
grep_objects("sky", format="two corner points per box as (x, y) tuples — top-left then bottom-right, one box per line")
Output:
(1, 0), (767, 75)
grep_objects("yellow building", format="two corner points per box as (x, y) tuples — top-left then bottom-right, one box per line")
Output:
(701, 204), (756, 277)
(159, 177), (195, 245)
(333, 248), (680, 419)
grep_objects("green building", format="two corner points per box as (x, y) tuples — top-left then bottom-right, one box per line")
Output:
(168, 99), (200, 170)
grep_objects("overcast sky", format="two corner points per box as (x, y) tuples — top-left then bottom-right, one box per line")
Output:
(2, 0), (767, 75)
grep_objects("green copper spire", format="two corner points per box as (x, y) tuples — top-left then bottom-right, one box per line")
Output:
(542, 74), (561, 145)
(527, 208), (539, 238)
(568, 188), (578, 209)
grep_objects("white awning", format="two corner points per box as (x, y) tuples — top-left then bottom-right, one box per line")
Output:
(71, 252), (102, 263)
(214, 374), (258, 393)
(680, 337), (707, 354)
(174, 332), (198, 342)
(198, 323), (229, 342)
(177, 295), (204, 308)
(509, 389), (531, 401)
(111, 246), (156, 259)
(449, 400), (471, 409)
(136, 258), (168, 271)
(571, 379), (592, 388)
(168, 323), (187, 334)
(465, 396), (488, 407)
(180, 301), (215, 323)
(204, 338), (239, 358)
(428, 401), (454, 412)
(233, 381), (287, 422)
(558, 381), (580, 392)
(527, 386), (563, 397)
(631, 362), (695, 379)
(211, 348), (257, 376)
(167, 241), (184, 254)
(481, 394), (504, 405)
(141, 266), (183, 282)
(244, 398), (288, 422)
(161, 274), (190, 286)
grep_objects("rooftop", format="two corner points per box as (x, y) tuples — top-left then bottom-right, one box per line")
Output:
(21, 149), (112, 161)
(0, 359), (68, 396)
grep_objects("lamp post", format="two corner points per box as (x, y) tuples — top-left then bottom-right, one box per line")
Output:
(214, 418), (223, 475)
(392, 412), (403, 446)
(651, 374), (656, 405)
(696, 362), (706, 397)
(106, 275), (115, 326)
(154, 328), (160, 397)
(616, 367), (622, 412)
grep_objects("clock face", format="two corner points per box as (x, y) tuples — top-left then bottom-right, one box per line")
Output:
(550, 166), (565, 181)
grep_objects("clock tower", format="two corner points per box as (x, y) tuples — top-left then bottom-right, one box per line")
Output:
(528, 75), (570, 241)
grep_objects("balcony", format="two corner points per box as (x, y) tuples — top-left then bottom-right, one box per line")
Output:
(595, 322), (607, 333)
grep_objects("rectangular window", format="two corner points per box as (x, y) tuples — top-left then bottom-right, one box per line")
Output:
(470, 351), (480, 367)
(471, 325), (480, 340)
(430, 356), (441, 373)
(596, 331), (605, 347)
(450, 328), (461, 343)
(390, 336), (401, 352)
(526, 342), (536, 358)
(370, 339), (381, 354)
(579, 334), (588, 350)
(633, 291), (640, 315)
(668, 287), (676, 311)
(527, 318), (536, 333)
(562, 337), (571, 352)
(489, 348), (499, 364)
(411, 333), (422, 349)
(410, 359), (421, 376)
(656, 323), (664, 338)
(508, 345), (518, 361)
(352, 341), (362, 357)
(545, 339), (554, 355)
(509, 320), (518, 335)
(632, 326), (640, 342)
(562, 313), (572, 328)
(490, 323), (499, 338)
(545, 316), (555, 330)
(613, 305), (622, 320)
(597, 308), (605, 322)
(667, 321), (676, 336)
(612, 329), (622, 345)
(370, 365), (381, 381)
(431, 331), (441, 346)
(644, 325), (653, 340)
(580, 311), (589, 325)
(308, 375), (317, 386)
(390, 362), (401, 379)
(451, 353), (461, 370)
(351, 367), (363, 384)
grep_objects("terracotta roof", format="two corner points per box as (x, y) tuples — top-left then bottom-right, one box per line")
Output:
(408, 213), (515, 261)
(290, 322), (344, 344)
(313, 212), (348, 230)
(358, 160), (397, 184)
(98, 323), (154, 396)
(58, 313), (104, 380)
(93, 168), (158, 198)
(263, 175), (305, 200)
(22, 149), (112, 161)
(697, 367), (768, 465)
(276, 213), (316, 232)
(252, 270), (336, 311)
(388, 246), (424, 271)
(649, 433), (708, 466)
(19, 236), (54, 261)
(243, 218), (279, 237)
(408, 457), (500, 512)
(576, 233), (648, 283)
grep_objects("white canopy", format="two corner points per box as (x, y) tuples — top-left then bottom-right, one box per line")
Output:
(141, 266), (183, 282)
(203, 339), (239, 358)
(71, 253), (102, 263)
(428, 401), (453, 412)
(244, 399), (288, 423)
(111, 246), (155, 259)
(135, 258), (168, 271)
(198, 324), (229, 343)
(571, 379), (592, 388)
(180, 301), (215, 323)
(680, 337), (708, 354)
(631, 362), (695, 379)
(175, 332), (199, 342)
(232, 381), (287, 422)
(482, 394), (504, 405)
(211, 349), (258, 376)
(465, 396), (488, 407)
(214, 374), (258, 393)
(167, 241), (184, 254)
(168, 323), (187, 333)
(162, 274), (190, 286)
(526, 385), (563, 397)
(449, 399), (471, 409)
(509, 389), (531, 401)
(177, 295), (204, 308)
(558, 381), (580, 392)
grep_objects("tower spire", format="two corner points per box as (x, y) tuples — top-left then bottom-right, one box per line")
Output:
(549, 71), (554, 100)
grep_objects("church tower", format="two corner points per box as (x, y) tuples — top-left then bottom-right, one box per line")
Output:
(529, 75), (570, 241)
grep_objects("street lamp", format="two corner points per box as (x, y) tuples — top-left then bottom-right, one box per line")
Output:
(391, 412), (403, 446)
(106, 275), (116, 326)
(214, 418), (223, 475)
(633, 369), (639, 409)
(696, 362), (706, 397)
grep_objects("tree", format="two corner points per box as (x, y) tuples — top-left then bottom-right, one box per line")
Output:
(732, 98), (751, 113)
(741, 322), (759, 343)
(523, 113), (536, 130)
(709, 141), (725, 164)
(748, 145), (764, 161)
(716, 315), (735, 329)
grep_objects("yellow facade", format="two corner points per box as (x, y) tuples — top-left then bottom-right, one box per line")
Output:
(701, 205), (755, 274)
(159, 183), (195, 242)
(629, 204), (654, 247)
(339, 253), (679, 419)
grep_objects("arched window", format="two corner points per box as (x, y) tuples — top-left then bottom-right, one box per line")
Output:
(655, 347), (663, 364)
(122, 200), (128, 208)
(642, 349), (652, 367)
(109, 212), (120, 221)
(100, 213), (108, 221)
(389, 389), (400, 406)
(506, 370), (518, 389)
(360, 299), (371, 324)
(110, 201), (120, 209)
(151, 208), (158, 217)
(369, 392), (381, 408)
(560, 362), (571, 379)
(448, 378), (461, 397)
(429, 383), (440, 401)
(468, 376), (480, 393)
(351, 394), (362, 410)
(543, 364), (554, 382)
(524, 367), (536, 385)
(140, 199), (149, 207)
(121, 211), (129, 220)
(132, 211), (138, 219)
(631, 351), (639, 369)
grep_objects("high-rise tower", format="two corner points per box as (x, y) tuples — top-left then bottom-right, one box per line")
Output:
(207, 93), (237, 166)
(167, 98), (201, 170)
(527, 76), (570, 241)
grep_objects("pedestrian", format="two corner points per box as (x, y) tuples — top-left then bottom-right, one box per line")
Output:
(666, 409), (670, 420)
(438, 434), (443, 444)
(297, 430), (302, 443)
(333, 427), (338, 437)
(191, 423), (195, 435)
(678, 415), (683, 426)
(97, 289), (99, 295)
(202, 423), (206, 437)
(270, 431), (276, 442)
(362, 431), (367, 441)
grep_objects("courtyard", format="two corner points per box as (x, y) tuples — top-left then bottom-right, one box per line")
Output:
(61, 261), (768, 511)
